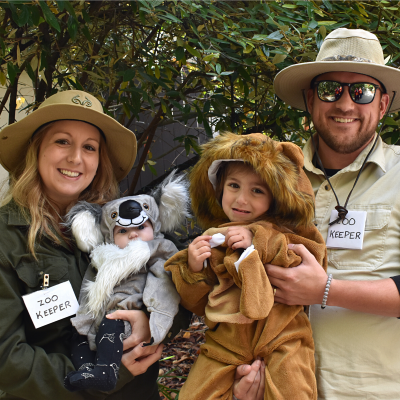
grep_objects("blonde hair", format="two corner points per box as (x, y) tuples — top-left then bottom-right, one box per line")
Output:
(4, 122), (119, 257)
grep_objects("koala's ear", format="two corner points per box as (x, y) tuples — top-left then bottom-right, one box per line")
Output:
(64, 201), (104, 253)
(151, 170), (190, 232)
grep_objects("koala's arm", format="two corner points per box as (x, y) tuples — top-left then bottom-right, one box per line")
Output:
(142, 239), (190, 344)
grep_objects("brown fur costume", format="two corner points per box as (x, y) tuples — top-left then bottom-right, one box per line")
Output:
(165, 133), (327, 400)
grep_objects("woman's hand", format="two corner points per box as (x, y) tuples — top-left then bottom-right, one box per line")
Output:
(225, 227), (253, 250)
(188, 235), (212, 272)
(121, 342), (164, 376)
(233, 359), (265, 400)
(107, 310), (151, 350)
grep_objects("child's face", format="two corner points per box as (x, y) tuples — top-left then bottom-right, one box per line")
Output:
(113, 220), (154, 249)
(222, 168), (272, 223)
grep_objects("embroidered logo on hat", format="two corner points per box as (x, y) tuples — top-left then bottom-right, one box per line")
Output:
(71, 95), (92, 107)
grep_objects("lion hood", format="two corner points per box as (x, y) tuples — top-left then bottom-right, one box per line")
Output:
(190, 132), (315, 230)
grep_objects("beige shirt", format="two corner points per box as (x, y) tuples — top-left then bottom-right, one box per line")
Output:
(304, 136), (400, 399)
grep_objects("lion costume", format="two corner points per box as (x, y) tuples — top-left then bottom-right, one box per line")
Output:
(165, 133), (327, 400)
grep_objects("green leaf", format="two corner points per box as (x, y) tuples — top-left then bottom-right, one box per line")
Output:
(120, 69), (136, 82)
(25, 62), (35, 83)
(252, 34), (270, 41)
(383, 117), (398, 126)
(82, 25), (92, 41)
(39, 1), (61, 32)
(185, 43), (201, 59)
(159, 12), (182, 23)
(308, 20), (318, 29)
(82, 9), (90, 23)
(62, 1), (77, 19)
(67, 15), (78, 40)
(203, 100), (210, 114)
(29, 5), (40, 26)
(272, 53), (287, 64)
(267, 31), (283, 40)
(7, 62), (18, 85)
(175, 46), (185, 61)
(16, 5), (30, 27)
(148, 163), (157, 176)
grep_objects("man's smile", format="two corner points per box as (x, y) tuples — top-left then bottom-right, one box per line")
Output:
(333, 117), (358, 123)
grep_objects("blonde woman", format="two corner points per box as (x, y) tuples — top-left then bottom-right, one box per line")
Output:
(0, 90), (188, 400)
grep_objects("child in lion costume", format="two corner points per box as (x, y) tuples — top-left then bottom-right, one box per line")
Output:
(165, 133), (327, 400)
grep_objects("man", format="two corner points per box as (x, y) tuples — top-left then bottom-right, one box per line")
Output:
(233, 28), (400, 399)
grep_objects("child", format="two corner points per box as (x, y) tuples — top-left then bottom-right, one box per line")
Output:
(165, 133), (327, 400)
(63, 173), (189, 392)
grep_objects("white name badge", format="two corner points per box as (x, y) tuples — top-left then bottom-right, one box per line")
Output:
(22, 281), (79, 329)
(326, 210), (367, 250)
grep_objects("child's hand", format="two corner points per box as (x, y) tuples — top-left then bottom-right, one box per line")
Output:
(188, 235), (212, 272)
(225, 227), (253, 250)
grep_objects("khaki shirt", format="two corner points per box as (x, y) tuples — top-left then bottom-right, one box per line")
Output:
(304, 136), (400, 399)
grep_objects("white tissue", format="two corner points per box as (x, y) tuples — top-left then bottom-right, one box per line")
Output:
(234, 245), (255, 272)
(203, 233), (226, 268)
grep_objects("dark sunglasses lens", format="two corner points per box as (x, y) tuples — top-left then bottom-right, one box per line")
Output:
(317, 81), (342, 102)
(350, 83), (376, 104)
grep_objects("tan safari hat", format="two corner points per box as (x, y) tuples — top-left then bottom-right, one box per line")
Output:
(274, 28), (400, 112)
(0, 90), (137, 181)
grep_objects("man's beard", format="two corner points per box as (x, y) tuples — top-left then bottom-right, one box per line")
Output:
(314, 120), (376, 154)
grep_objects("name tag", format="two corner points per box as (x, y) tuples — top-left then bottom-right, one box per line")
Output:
(22, 281), (79, 329)
(326, 210), (367, 250)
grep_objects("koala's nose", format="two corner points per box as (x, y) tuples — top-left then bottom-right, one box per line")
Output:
(119, 200), (142, 219)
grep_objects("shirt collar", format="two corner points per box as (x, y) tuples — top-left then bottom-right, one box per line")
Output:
(303, 133), (386, 175)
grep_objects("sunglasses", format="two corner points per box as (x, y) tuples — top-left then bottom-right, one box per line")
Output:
(313, 80), (382, 104)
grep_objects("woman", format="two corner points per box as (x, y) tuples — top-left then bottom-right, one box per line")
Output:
(0, 90), (188, 400)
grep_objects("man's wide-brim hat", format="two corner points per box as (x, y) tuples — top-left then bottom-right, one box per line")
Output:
(0, 90), (137, 181)
(274, 28), (400, 112)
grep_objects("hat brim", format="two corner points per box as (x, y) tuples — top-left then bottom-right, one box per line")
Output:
(274, 61), (400, 112)
(0, 104), (137, 181)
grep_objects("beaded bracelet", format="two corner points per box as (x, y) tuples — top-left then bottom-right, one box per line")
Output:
(321, 274), (333, 309)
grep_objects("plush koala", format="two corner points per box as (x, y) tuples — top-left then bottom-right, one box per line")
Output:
(64, 171), (189, 392)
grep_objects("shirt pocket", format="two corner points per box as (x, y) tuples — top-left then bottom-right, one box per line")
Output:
(329, 205), (392, 271)
(15, 256), (69, 293)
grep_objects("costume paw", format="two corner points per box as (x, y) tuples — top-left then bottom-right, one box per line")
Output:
(149, 311), (174, 344)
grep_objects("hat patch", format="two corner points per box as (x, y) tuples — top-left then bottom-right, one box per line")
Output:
(322, 55), (373, 63)
(71, 94), (92, 107)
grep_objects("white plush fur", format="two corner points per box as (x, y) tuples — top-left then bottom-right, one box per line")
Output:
(84, 239), (151, 317)
(71, 210), (104, 253)
(158, 173), (190, 232)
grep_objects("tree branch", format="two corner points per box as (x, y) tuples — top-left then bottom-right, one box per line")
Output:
(128, 106), (164, 194)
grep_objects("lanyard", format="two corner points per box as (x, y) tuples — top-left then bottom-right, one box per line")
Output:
(301, 90), (396, 226)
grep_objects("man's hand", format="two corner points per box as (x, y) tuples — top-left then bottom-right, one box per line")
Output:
(188, 235), (212, 272)
(265, 243), (326, 305)
(225, 227), (253, 250)
(107, 310), (151, 350)
(121, 343), (164, 376)
(233, 359), (265, 400)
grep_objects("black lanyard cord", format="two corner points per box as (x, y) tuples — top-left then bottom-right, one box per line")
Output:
(301, 90), (396, 226)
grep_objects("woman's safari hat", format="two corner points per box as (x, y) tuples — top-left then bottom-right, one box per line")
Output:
(0, 90), (137, 181)
(274, 28), (400, 112)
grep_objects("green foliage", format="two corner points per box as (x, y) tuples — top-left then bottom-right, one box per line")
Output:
(2, 0), (400, 187)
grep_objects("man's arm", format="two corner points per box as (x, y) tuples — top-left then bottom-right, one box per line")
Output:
(266, 243), (400, 317)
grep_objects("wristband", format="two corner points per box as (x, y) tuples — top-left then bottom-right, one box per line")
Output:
(321, 274), (333, 309)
